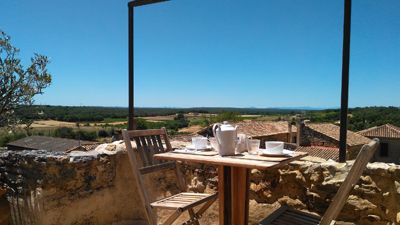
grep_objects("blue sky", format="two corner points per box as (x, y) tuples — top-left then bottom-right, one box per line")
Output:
(1, 0), (399, 108)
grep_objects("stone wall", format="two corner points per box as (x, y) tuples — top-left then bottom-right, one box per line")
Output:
(1, 144), (400, 225)
(0, 146), (182, 225)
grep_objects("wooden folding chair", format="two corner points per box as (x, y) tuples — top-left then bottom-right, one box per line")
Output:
(122, 128), (217, 225)
(259, 139), (379, 225)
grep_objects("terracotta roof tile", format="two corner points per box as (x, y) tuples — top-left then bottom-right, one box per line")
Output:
(235, 121), (295, 137)
(306, 123), (370, 147)
(295, 146), (339, 161)
(198, 121), (295, 138)
(358, 124), (400, 139)
(7, 136), (98, 152)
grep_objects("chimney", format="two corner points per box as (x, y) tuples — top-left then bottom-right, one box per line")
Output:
(288, 122), (293, 143)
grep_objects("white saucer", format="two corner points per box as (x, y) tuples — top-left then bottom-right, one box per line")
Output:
(259, 149), (293, 157)
(186, 144), (212, 151)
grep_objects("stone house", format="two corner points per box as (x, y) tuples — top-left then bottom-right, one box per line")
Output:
(358, 124), (400, 164)
(297, 122), (371, 159)
(198, 121), (296, 147)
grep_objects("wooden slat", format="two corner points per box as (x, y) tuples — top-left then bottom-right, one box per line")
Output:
(139, 136), (150, 165)
(150, 135), (160, 153)
(139, 161), (176, 175)
(154, 152), (308, 170)
(162, 127), (173, 151)
(126, 128), (166, 137)
(145, 136), (156, 164)
(155, 135), (164, 151)
(133, 137), (149, 167)
(180, 193), (218, 211)
(150, 192), (217, 210)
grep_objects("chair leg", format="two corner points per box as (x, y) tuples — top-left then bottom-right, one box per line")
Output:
(195, 196), (217, 217)
(162, 209), (182, 225)
(183, 197), (218, 225)
(188, 209), (200, 225)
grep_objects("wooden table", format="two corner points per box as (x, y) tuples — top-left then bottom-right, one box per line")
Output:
(154, 151), (308, 225)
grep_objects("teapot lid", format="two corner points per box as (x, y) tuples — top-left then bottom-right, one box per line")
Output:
(219, 121), (236, 131)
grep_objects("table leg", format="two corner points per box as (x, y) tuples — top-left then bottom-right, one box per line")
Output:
(218, 166), (249, 225)
(218, 166), (231, 225)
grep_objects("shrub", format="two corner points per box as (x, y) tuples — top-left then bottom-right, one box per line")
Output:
(98, 129), (109, 138)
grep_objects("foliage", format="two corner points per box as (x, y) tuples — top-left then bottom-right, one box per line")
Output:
(136, 114), (189, 134)
(0, 131), (27, 147)
(305, 110), (340, 123)
(53, 127), (97, 141)
(348, 107), (400, 131)
(209, 112), (243, 123)
(189, 117), (210, 127)
(0, 30), (52, 128)
(304, 106), (400, 131)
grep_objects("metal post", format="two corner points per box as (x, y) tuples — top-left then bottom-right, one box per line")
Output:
(128, 3), (135, 130)
(127, 0), (168, 130)
(339, 0), (352, 162)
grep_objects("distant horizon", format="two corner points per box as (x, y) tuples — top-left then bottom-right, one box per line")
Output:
(2, 0), (399, 107)
(28, 104), (400, 110)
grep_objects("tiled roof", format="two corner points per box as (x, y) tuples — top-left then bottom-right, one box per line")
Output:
(198, 121), (295, 138)
(306, 123), (371, 147)
(358, 124), (400, 139)
(234, 121), (296, 137)
(295, 146), (339, 161)
(7, 136), (98, 152)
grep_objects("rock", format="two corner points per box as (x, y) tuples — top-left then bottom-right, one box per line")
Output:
(277, 196), (306, 209)
(395, 181), (400, 194)
(105, 145), (116, 151)
(366, 214), (381, 222)
(347, 195), (377, 211)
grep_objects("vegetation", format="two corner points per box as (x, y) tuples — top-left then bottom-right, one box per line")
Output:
(305, 107), (400, 131)
(13, 105), (303, 123)
(136, 113), (189, 134)
(0, 31), (52, 129)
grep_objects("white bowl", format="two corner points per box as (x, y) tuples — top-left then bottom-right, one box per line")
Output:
(265, 141), (284, 154)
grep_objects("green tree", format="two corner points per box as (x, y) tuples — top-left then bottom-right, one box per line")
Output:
(0, 30), (52, 128)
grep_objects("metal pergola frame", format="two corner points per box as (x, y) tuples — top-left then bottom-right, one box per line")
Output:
(128, 0), (352, 163)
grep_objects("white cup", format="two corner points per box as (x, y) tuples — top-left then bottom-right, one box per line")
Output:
(209, 137), (219, 151)
(192, 137), (208, 150)
(265, 141), (284, 154)
(248, 139), (260, 155)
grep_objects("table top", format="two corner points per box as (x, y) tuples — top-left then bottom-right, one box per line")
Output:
(154, 151), (308, 170)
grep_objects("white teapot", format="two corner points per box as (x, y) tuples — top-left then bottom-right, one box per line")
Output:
(212, 121), (238, 156)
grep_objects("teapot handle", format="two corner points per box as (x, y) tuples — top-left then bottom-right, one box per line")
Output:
(212, 123), (221, 143)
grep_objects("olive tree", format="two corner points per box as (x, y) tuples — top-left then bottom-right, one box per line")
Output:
(0, 30), (52, 128)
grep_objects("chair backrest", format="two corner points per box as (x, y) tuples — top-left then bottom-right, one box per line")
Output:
(122, 128), (180, 225)
(319, 138), (379, 225)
